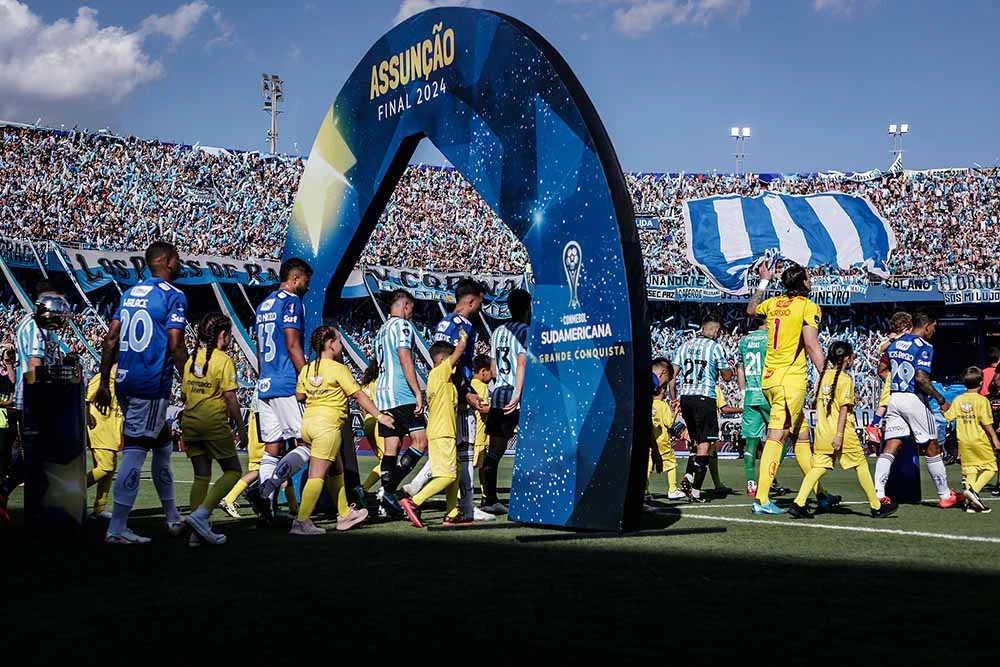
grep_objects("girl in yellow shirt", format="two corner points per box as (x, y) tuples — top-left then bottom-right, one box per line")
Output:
(182, 313), (247, 546)
(291, 325), (393, 536)
(789, 341), (897, 520)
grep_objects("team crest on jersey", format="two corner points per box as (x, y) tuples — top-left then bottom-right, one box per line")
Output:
(309, 375), (324, 387)
(821, 385), (832, 396)
(894, 341), (912, 351)
(130, 286), (152, 297)
(260, 299), (275, 311)
(960, 402), (973, 413)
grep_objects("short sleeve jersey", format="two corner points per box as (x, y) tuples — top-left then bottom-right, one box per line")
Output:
(814, 369), (859, 455)
(471, 377), (490, 446)
(113, 278), (187, 400)
(296, 359), (360, 427)
(652, 399), (674, 450)
(943, 391), (995, 467)
(491, 322), (529, 389)
(673, 335), (729, 399)
(86, 371), (122, 450)
(426, 358), (458, 441)
(738, 329), (769, 407)
(15, 313), (64, 410)
(755, 295), (822, 383)
(374, 316), (417, 410)
(884, 333), (933, 396)
(255, 289), (305, 399)
(434, 313), (477, 389)
(182, 349), (238, 442)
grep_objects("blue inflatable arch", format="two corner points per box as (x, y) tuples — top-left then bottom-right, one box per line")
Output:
(284, 7), (651, 531)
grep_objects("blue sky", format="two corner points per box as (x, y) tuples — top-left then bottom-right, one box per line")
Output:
(2, 0), (998, 172)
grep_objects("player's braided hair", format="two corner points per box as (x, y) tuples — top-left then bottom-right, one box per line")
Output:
(821, 340), (854, 416)
(190, 312), (232, 378)
(361, 359), (379, 386)
(309, 325), (339, 376)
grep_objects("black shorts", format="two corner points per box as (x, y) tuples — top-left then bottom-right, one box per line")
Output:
(378, 403), (427, 439)
(486, 385), (520, 439)
(680, 395), (719, 445)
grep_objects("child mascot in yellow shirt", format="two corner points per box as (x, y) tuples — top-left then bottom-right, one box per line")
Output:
(943, 366), (1000, 514)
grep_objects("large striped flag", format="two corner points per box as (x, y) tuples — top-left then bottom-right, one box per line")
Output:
(682, 192), (896, 294)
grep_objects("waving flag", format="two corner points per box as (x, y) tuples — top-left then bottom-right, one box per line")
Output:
(682, 192), (896, 294)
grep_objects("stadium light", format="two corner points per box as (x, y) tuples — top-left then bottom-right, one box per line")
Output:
(730, 127), (739, 138)
(888, 122), (909, 170)
(888, 124), (897, 134)
(261, 73), (284, 154)
(742, 127), (751, 138)
(900, 123), (909, 134)
(731, 125), (751, 175)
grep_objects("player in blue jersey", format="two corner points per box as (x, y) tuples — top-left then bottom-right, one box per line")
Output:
(481, 288), (531, 514)
(250, 258), (313, 522)
(371, 289), (427, 515)
(401, 279), (493, 521)
(670, 313), (732, 503)
(874, 312), (958, 508)
(94, 242), (189, 544)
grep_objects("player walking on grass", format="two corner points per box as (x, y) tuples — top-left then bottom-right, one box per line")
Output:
(95, 241), (188, 544)
(745, 263), (827, 515)
(941, 367), (1000, 514)
(670, 313), (732, 503)
(251, 258), (312, 522)
(482, 288), (531, 514)
(875, 312), (958, 508)
(865, 312), (912, 446)
(290, 326), (391, 535)
(181, 313), (247, 546)
(737, 322), (770, 498)
(788, 341), (898, 519)
(401, 333), (470, 527)
(86, 364), (123, 520)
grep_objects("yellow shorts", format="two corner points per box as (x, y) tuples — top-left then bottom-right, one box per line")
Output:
(363, 417), (385, 460)
(762, 380), (806, 433)
(812, 447), (865, 471)
(90, 447), (117, 473)
(302, 416), (344, 462)
(878, 377), (891, 409)
(428, 436), (457, 478)
(473, 437), (487, 468)
(186, 438), (237, 461)
(963, 462), (998, 478)
(247, 413), (264, 471)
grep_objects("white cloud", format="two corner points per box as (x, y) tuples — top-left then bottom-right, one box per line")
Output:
(139, 0), (210, 44)
(0, 0), (219, 125)
(612, 0), (750, 36)
(393, 0), (476, 25)
(289, 44), (302, 64)
(205, 10), (234, 50)
(813, 0), (869, 16)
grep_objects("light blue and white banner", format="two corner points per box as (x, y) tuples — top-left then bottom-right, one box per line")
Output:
(682, 192), (896, 294)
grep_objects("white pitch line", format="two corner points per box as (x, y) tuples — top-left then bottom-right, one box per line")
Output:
(682, 513), (1000, 544)
(658, 497), (956, 510)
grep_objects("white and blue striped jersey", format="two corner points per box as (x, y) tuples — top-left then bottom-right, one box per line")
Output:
(491, 322), (529, 389)
(15, 313), (63, 410)
(673, 335), (729, 399)
(374, 316), (417, 409)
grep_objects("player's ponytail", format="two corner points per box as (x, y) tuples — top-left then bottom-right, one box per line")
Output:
(191, 312), (232, 378)
(361, 359), (380, 386)
(823, 340), (854, 417)
(309, 325), (339, 376)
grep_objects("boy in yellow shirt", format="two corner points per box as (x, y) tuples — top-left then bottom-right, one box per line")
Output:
(471, 353), (492, 489)
(400, 332), (469, 528)
(86, 364), (123, 519)
(650, 379), (684, 500)
(943, 366), (1000, 514)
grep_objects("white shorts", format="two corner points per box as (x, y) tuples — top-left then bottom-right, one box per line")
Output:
(257, 395), (304, 444)
(883, 393), (937, 445)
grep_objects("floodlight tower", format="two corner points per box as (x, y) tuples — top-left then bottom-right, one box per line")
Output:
(261, 73), (284, 154)
(888, 123), (908, 168)
(731, 126), (751, 174)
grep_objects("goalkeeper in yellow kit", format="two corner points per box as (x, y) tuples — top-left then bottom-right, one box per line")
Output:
(745, 263), (828, 515)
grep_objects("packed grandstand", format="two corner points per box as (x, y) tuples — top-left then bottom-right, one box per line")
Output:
(2, 121), (999, 428)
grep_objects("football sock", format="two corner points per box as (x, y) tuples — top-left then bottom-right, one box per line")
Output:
(925, 454), (951, 499)
(325, 473), (350, 517)
(224, 478), (249, 505)
(413, 474), (457, 507)
(297, 478), (324, 522)
(407, 461), (434, 495)
(458, 443), (475, 516)
(362, 465), (382, 491)
(380, 454), (398, 492)
(855, 463), (881, 510)
(109, 448), (147, 535)
(794, 466), (828, 507)
(794, 442), (825, 496)
(755, 440), (784, 505)
(259, 453), (280, 496)
(395, 446), (424, 482)
(692, 455), (710, 492)
(709, 452), (722, 488)
(151, 444), (180, 523)
(262, 445), (310, 498)
(874, 452), (894, 498)
(743, 437), (760, 486)
(482, 453), (502, 503)
(970, 469), (994, 494)
(190, 475), (211, 511)
(203, 470), (240, 513)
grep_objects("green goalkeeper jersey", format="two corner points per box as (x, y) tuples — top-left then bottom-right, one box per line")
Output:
(739, 329), (769, 407)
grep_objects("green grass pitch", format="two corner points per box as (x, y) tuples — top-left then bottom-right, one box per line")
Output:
(3, 456), (997, 661)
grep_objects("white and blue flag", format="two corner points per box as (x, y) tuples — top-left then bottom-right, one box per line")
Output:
(682, 192), (896, 294)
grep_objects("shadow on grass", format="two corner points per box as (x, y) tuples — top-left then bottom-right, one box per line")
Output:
(0, 503), (995, 662)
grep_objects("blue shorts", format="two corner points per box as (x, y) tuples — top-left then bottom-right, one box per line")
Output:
(120, 396), (170, 444)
